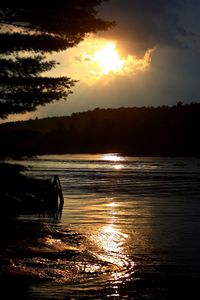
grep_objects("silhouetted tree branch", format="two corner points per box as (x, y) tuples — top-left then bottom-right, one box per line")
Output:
(0, 0), (113, 118)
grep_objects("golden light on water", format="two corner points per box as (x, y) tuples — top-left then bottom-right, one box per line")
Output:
(102, 154), (124, 170)
(102, 154), (123, 162)
(97, 225), (128, 254)
(106, 202), (118, 207)
(90, 199), (136, 288)
(114, 164), (124, 170)
(89, 198), (132, 272)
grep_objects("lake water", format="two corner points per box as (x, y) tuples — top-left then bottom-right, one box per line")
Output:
(2, 154), (200, 299)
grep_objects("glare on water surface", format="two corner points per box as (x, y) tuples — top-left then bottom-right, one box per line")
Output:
(102, 154), (123, 162)
(5, 155), (200, 299)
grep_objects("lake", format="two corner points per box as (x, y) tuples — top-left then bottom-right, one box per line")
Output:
(2, 154), (200, 299)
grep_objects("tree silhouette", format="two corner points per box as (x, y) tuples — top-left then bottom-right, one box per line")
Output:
(0, 0), (113, 118)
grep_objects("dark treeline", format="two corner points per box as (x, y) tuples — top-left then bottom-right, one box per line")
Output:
(1, 103), (200, 157)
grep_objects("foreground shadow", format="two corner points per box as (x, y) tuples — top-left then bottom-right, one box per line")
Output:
(0, 163), (64, 218)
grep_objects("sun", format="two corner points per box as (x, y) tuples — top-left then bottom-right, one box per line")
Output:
(45, 36), (154, 86)
(93, 42), (124, 74)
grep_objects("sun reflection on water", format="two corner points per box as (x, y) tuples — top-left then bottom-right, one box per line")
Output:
(102, 154), (123, 162)
(114, 164), (124, 170)
(106, 202), (118, 207)
(97, 225), (128, 254)
(91, 221), (135, 291)
(102, 154), (125, 171)
(89, 198), (135, 284)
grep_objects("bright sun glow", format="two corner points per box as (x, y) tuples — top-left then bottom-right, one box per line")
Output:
(44, 36), (154, 86)
(93, 43), (124, 74)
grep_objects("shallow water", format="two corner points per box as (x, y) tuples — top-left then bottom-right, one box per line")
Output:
(2, 154), (200, 299)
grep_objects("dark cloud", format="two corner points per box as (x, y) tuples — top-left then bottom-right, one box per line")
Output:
(100, 0), (199, 55)
(74, 55), (91, 63)
(74, 56), (82, 62)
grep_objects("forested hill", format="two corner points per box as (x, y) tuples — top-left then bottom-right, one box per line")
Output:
(1, 103), (200, 157)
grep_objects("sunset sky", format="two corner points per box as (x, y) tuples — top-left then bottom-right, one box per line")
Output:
(6, 0), (200, 122)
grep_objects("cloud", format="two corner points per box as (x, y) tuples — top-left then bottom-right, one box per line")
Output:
(4, 0), (200, 122)
(100, 0), (198, 55)
(45, 36), (154, 86)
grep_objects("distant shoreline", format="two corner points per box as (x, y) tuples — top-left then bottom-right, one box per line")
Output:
(1, 104), (200, 157)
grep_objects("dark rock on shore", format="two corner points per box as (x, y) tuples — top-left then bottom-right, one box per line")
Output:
(0, 163), (63, 216)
